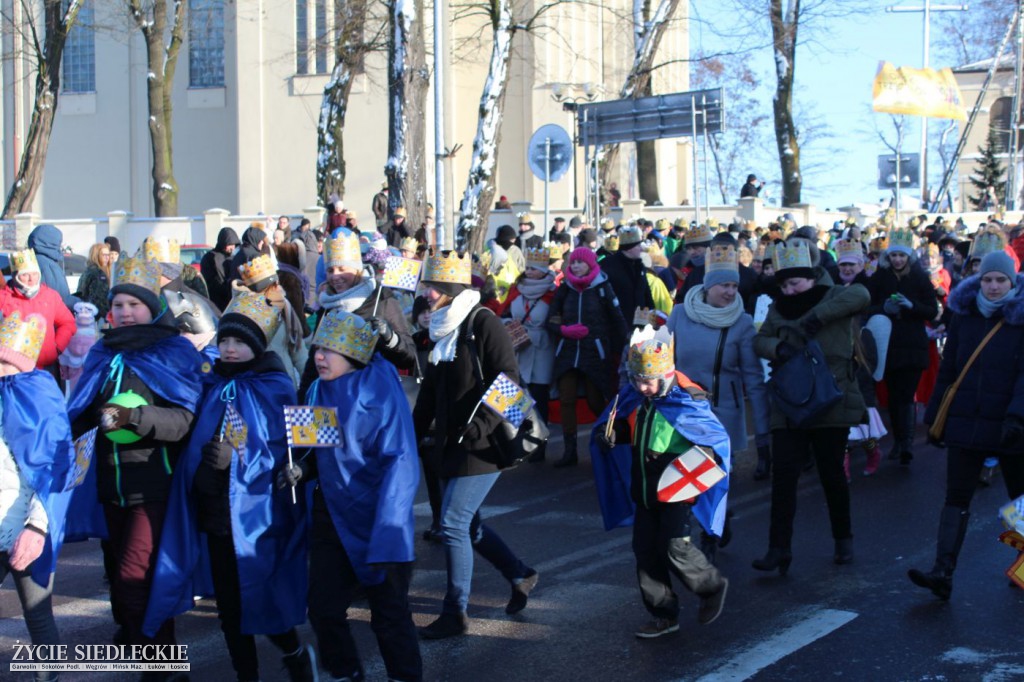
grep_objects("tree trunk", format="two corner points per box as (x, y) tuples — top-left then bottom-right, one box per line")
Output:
(316, 0), (368, 204)
(636, 140), (660, 204)
(385, 0), (410, 219)
(457, 0), (515, 254)
(2, 1), (84, 218)
(770, 0), (802, 207)
(404, 0), (429, 233)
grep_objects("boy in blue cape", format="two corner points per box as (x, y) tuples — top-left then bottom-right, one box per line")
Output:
(144, 288), (315, 681)
(592, 326), (731, 640)
(278, 308), (422, 682)
(67, 256), (204, 653)
(0, 312), (75, 682)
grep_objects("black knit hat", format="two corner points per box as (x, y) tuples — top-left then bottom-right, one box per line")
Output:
(217, 313), (268, 355)
(110, 283), (163, 320)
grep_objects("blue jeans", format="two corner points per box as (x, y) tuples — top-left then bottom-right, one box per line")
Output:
(440, 473), (532, 615)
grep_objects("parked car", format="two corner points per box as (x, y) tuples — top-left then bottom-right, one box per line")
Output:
(180, 244), (211, 272)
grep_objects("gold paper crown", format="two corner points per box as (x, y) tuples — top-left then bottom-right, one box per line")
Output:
(908, 216), (922, 229)
(143, 237), (181, 264)
(312, 309), (378, 365)
(399, 237), (419, 253)
(705, 217), (720, 229)
(238, 254), (277, 287)
(835, 239), (864, 261)
(223, 288), (281, 344)
(424, 250), (471, 285)
(618, 224), (643, 246)
(869, 234), (889, 253)
(773, 240), (813, 273)
(113, 256), (161, 295)
(673, 216), (688, 229)
(599, 218), (616, 233)
(9, 249), (39, 273)
(655, 218), (671, 233)
(684, 223), (713, 246)
(889, 227), (916, 251)
(472, 251), (492, 280)
(604, 235), (620, 252)
(393, 207), (406, 218)
(324, 230), (362, 268)
(627, 325), (675, 380)
(517, 212), (533, 224)
(525, 243), (561, 271)
(969, 229), (1007, 260)
(706, 244), (738, 274)
(0, 312), (46, 366)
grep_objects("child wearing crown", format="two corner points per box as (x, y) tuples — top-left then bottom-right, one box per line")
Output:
(592, 326), (731, 639)
(0, 312), (76, 678)
(144, 289), (315, 681)
(278, 308), (422, 682)
(66, 256), (205, 651)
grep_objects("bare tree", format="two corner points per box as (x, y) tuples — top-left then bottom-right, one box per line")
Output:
(2, 0), (86, 218)
(128, 0), (185, 217)
(934, 0), (1016, 66)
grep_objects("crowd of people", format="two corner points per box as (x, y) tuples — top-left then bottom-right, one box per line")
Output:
(0, 201), (1022, 681)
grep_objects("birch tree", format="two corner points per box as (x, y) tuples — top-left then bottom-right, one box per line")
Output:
(2, 0), (86, 218)
(128, 0), (185, 217)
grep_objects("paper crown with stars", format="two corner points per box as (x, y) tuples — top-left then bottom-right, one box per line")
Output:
(525, 243), (562, 271)
(312, 308), (379, 365)
(9, 249), (39, 274)
(143, 237), (181, 264)
(772, 240), (813, 274)
(0, 312), (46, 372)
(112, 255), (162, 295)
(424, 249), (471, 285)
(324, 229), (363, 269)
(684, 223), (713, 246)
(969, 228), (1007, 261)
(835, 239), (865, 265)
(627, 325), (675, 380)
(220, 288), (281, 348)
(399, 237), (419, 253)
(237, 254), (278, 290)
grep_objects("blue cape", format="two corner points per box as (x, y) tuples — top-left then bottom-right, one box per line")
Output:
(0, 371), (75, 587)
(65, 333), (205, 541)
(590, 383), (732, 536)
(144, 360), (307, 637)
(308, 355), (419, 585)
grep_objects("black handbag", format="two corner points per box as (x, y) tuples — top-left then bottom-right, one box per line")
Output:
(767, 338), (843, 428)
(465, 308), (549, 469)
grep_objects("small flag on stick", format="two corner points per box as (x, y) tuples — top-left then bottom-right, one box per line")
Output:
(284, 406), (341, 448)
(481, 372), (534, 428)
(223, 402), (248, 459)
(65, 428), (97, 492)
(382, 256), (422, 291)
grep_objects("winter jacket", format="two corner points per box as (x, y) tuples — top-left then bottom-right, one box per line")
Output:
(600, 251), (655, 327)
(201, 227), (240, 311)
(27, 225), (72, 307)
(502, 281), (556, 385)
(754, 278), (870, 430)
(867, 257), (939, 372)
(76, 264), (111, 317)
(229, 227), (267, 283)
(0, 285), (76, 368)
(413, 306), (520, 478)
(924, 274), (1024, 454)
(665, 302), (770, 450)
(546, 271), (627, 398)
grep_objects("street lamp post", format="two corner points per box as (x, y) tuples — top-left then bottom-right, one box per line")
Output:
(551, 83), (599, 209)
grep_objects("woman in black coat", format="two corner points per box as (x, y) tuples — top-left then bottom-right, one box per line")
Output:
(867, 237), (938, 465)
(911, 251), (1024, 600)
(412, 252), (537, 639)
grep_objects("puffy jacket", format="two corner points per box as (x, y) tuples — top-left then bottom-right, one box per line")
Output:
(924, 274), (1024, 454)
(27, 224), (72, 307)
(0, 285), (76, 368)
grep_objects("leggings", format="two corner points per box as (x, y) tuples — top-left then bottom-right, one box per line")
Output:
(558, 369), (607, 436)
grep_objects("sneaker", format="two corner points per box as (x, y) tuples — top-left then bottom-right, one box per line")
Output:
(506, 570), (539, 614)
(634, 617), (679, 639)
(419, 612), (469, 640)
(282, 644), (318, 682)
(697, 579), (728, 625)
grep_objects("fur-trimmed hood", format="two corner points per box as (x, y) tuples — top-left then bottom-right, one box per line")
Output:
(948, 273), (1024, 324)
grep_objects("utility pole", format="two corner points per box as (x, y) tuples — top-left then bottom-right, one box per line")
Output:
(886, 1), (968, 205)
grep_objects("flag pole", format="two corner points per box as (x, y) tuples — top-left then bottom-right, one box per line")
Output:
(371, 283), (385, 317)
(287, 446), (297, 504)
(605, 394), (619, 440)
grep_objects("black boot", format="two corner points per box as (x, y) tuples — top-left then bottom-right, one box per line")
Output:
(754, 444), (771, 481)
(907, 505), (970, 600)
(833, 537), (854, 565)
(553, 435), (578, 468)
(899, 405), (917, 465)
(751, 548), (792, 576)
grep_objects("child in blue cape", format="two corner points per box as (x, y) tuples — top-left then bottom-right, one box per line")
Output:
(144, 288), (315, 681)
(278, 308), (422, 682)
(0, 312), (75, 682)
(593, 327), (731, 640)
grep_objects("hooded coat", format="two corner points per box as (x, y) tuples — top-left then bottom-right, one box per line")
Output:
(229, 227), (268, 283)
(27, 224), (72, 307)
(867, 253), (939, 372)
(924, 274), (1024, 454)
(201, 227), (241, 311)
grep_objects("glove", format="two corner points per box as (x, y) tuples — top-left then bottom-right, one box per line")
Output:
(98, 403), (135, 433)
(883, 299), (901, 316)
(774, 341), (799, 364)
(894, 293), (913, 309)
(560, 324), (589, 340)
(368, 316), (395, 345)
(9, 526), (46, 571)
(799, 313), (823, 338)
(275, 458), (311, 489)
(201, 440), (233, 471)
(1000, 417), (1024, 448)
(595, 429), (615, 451)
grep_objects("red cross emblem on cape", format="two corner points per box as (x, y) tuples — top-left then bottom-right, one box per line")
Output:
(657, 445), (726, 504)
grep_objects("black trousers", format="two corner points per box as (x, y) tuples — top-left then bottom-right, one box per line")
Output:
(632, 502), (724, 620)
(527, 382), (550, 424)
(206, 534), (300, 682)
(768, 428), (851, 550)
(945, 446), (1024, 510)
(886, 367), (923, 442)
(308, 492), (422, 682)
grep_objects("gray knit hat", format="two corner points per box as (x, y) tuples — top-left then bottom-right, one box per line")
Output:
(979, 251), (1017, 281)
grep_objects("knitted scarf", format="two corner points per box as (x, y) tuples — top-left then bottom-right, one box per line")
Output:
(683, 285), (743, 329)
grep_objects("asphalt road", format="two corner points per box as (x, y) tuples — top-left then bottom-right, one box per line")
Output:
(1, 422), (1023, 682)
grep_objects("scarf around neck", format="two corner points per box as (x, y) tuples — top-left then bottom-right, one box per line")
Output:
(976, 286), (1017, 318)
(428, 289), (482, 364)
(11, 278), (40, 299)
(318, 276), (375, 313)
(683, 285), (743, 329)
(518, 273), (555, 300)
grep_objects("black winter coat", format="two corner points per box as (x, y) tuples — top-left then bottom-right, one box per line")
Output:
(201, 227), (240, 311)
(924, 274), (1024, 454)
(413, 306), (520, 478)
(600, 251), (655, 326)
(867, 258), (939, 371)
(546, 272), (627, 398)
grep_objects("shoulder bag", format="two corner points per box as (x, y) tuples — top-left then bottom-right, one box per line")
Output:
(767, 336), (843, 428)
(928, 319), (1004, 441)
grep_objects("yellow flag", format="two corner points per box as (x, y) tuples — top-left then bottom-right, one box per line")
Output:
(872, 61), (966, 121)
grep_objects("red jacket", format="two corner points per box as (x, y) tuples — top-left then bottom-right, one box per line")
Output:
(0, 284), (76, 368)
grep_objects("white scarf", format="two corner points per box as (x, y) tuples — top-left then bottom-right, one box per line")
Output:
(318, 276), (375, 313)
(683, 285), (743, 329)
(428, 290), (482, 364)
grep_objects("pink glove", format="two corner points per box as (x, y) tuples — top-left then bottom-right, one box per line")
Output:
(9, 527), (45, 571)
(561, 324), (590, 340)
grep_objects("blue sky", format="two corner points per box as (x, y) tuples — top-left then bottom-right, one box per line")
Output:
(691, 0), (973, 210)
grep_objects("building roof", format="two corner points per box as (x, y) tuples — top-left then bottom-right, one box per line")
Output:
(954, 53), (1015, 73)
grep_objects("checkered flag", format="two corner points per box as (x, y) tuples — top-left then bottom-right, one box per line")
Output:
(1001, 494), (1024, 535)
(382, 256), (422, 291)
(64, 428), (97, 492)
(481, 372), (534, 429)
(284, 405), (341, 448)
(222, 402), (248, 459)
